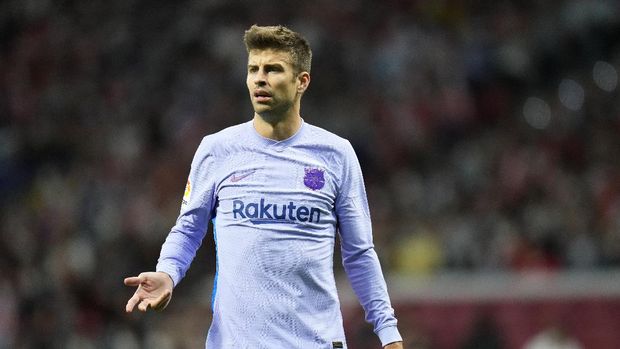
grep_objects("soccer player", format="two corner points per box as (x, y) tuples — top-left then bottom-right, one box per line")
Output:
(124, 24), (403, 349)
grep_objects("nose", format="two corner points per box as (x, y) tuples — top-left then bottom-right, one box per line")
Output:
(254, 76), (266, 87)
(253, 69), (267, 86)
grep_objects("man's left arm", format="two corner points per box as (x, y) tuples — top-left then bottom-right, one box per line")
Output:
(335, 141), (403, 348)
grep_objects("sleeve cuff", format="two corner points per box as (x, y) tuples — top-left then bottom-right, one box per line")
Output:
(377, 326), (402, 347)
(155, 264), (180, 288)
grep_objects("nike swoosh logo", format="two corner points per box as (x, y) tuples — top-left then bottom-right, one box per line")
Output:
(230, 171), (255, 182)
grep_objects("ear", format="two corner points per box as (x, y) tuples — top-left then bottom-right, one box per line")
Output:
(297, 72), (311, 94)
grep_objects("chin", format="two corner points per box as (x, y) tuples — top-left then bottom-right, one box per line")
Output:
(253, 106), (272, 115)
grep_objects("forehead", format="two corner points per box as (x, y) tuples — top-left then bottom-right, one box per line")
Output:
(248, 49), (294, 66)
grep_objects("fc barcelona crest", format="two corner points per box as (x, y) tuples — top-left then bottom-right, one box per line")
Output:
(304, 168), (325, 190)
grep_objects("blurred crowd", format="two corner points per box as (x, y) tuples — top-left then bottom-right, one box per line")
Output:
(1, 0), (620, 348)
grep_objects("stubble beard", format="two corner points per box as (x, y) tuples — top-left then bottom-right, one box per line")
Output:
(254, 100), (295, 124)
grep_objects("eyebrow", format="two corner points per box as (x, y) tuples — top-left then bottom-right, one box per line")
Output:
(247, 62), (285, 70)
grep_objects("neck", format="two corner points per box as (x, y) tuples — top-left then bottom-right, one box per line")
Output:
(253, 112), (302, 141)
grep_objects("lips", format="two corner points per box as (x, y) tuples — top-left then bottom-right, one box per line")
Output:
(254, 90), (272, 102)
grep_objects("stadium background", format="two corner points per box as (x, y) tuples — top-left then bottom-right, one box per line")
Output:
(1, 0), (620, 348)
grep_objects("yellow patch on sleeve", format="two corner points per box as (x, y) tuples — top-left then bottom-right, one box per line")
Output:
(183, 179), (191, 200)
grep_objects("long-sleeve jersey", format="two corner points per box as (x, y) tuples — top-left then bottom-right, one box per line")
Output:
(156, 120), (401, 348)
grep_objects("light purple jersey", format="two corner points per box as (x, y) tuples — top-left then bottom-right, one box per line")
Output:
(156, 120), (401, 348)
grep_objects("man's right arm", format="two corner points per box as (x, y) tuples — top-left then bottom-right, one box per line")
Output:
(155, 138), (218, 286)
(124, 138), (217, 312)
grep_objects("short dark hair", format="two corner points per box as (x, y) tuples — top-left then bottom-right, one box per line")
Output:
(243, 25), (312, 74)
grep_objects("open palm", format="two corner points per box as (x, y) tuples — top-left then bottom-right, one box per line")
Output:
(124, 272), (173, 312)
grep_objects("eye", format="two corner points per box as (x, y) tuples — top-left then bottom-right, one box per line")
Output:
(266, 65), (284, 73)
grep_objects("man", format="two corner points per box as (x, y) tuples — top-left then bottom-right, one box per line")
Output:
(124, 24), (403, 349)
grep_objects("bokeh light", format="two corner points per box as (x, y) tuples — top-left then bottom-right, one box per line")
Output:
(558, 79), (585, 111)
(593, 61), (618, 92)
(523, 97), (551, 130)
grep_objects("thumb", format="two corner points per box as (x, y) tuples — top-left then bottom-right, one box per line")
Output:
(124, 274), (145, 287)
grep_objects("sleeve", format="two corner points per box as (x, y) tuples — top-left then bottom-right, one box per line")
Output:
(156, 137), (218, 287)
(335, 141), (402, 347)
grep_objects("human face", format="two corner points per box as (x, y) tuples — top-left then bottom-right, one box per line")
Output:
(246, 49), (306, 121)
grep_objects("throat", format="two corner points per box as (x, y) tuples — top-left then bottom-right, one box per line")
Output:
(253, 114), (302, 141)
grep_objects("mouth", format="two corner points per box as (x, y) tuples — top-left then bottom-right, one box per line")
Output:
(254, 90), (272, 102)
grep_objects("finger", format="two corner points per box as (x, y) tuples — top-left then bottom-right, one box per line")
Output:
(138, 299), (151, 312)
(151, 290), (172, 311)
(125, 293), (141, 313)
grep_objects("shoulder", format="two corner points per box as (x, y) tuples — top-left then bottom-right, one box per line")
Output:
(303, 122), (354, 155)
(196, 122), (251, 157)
(300, 123), (361, 181)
